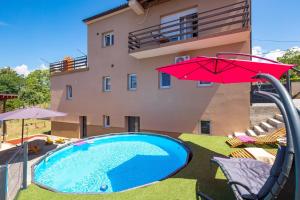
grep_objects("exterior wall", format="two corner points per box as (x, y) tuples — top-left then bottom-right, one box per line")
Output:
(292, 82), (300, 98)
(51, 0), (251, 138)
(51, 121), (80, 138)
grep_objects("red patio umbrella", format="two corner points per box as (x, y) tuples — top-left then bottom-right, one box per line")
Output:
(156, 53), (295, 83)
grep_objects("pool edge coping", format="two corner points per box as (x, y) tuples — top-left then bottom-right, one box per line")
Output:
(31, 132), (193, 195)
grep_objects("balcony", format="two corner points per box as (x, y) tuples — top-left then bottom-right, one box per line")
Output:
(49, 56), (88, 76)
(128, 0), (250, 59)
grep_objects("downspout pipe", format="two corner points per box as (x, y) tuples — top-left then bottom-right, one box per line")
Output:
(254, 73), (300, 200)
(254, 90), (294, 199)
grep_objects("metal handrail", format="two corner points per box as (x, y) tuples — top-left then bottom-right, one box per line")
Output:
(216, 52), (280, 63)
(49, 56), (88, 74)
(129, 0), (248, 35)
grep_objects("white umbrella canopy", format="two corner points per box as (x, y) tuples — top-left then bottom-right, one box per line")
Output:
(0, 107), (67, 144)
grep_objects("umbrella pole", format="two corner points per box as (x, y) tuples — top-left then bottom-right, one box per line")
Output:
(2, 100), (6, 142)
(21, 119), (24, 145)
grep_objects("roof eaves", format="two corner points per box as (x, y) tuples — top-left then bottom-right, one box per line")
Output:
(82, 3), (129, 23)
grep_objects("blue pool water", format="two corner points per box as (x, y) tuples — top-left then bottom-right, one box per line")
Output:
(34, 133), (190, 193)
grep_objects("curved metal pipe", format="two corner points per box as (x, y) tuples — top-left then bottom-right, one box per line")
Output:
(216, 52), (280, 63)
(263, 91), (300, 115)
(254, 90), (294, 199)
(254, 73), (300, 200)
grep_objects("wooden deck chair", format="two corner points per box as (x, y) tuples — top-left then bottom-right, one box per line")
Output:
(255, 128), (286, 145)
(226, 137), (244, 148)
(230, 149), (254, 158)
(230, 148), (277, 159)
(226, 128), (286, 148)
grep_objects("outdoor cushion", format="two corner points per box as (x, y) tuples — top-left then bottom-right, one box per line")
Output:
(236, 136), (256, 143)
(245, 147), (275, 164)
(212, 157), (272, 200)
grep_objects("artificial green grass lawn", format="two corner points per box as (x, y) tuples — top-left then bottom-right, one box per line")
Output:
(17, 134), (244, 200)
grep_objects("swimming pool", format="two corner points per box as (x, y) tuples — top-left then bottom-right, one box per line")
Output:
(33, 133), (191, 193)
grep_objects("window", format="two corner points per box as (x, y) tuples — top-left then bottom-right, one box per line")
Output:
(66, 85), (72, 100)
(103, 115), (110, 128)
(201, 121), (211, 134)
(102, 31), (114, 47)
(103, 76), (111, 92)
(179, 13), (198, 40)
(159, 72), (171, 89)
(197, 81), (213, 87)
(128, 74), (137, 91)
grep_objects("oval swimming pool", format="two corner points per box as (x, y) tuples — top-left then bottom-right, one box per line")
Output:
(33, 133), (191, 193)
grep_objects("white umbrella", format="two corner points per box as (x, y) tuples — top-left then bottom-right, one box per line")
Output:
(0, 107), (67, 144)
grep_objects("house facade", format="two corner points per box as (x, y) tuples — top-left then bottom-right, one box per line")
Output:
(50, 0), (251, 138)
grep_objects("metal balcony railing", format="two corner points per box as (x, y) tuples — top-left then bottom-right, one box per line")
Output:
(128, 0), (250, 52)
(49, 56), (88, 75)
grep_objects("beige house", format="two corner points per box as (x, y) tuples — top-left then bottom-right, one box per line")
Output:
(50, 0), (252, 138)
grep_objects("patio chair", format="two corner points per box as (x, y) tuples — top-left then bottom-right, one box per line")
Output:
(226, 128), (286, 148)
(212, 144), (293, 199)
(211, 101), (294, 200)
(230, 148), (277, 159)
(230, 147), (277, 165)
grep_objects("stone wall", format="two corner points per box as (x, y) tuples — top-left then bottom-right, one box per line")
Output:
(250, 105), (280, 127)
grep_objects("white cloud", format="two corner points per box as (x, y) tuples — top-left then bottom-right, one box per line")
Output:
(39, 63), (48, 70)
(263, 49), (285, 61)
(252, 46), (263, 58)
(290, 46), (300, 52)
(14, 64), (30, 76)
(252, 46), (300, 62)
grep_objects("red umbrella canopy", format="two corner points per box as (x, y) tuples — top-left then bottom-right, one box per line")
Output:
(156, 56), (295, 84)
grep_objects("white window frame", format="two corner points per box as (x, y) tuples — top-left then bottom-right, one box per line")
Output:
(128, 73), (137, 91)
(103, 76), (111, 92)
(66, 85), (72, 100)
(197, 81), (213, 87)
(102, 31), (114, 47)
(159, 72), (171, 89)
(103, 115), (110, 128)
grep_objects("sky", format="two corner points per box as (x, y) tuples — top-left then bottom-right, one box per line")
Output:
(0, 0), (300, 76)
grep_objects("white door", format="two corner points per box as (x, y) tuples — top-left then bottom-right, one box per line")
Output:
(160, 8), (198, 41)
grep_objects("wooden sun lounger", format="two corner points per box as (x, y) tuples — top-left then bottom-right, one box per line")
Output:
(230, 149), (254, 158)
(226, 128), (286, 148)
(230, 148), (277, 158)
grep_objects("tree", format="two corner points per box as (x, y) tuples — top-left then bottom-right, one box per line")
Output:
(0, 67), (24, 94)
(0, 67), (24, 110)
(20, 69), (50, 106)
(0, 67), (50, 110)
(278, 49), (300, 81)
